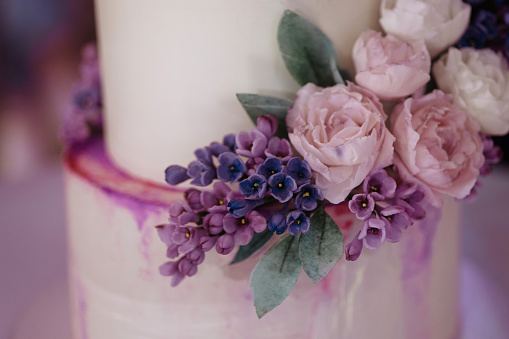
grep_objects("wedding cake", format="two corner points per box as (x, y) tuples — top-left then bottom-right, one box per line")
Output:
(63, 0), (508, 338)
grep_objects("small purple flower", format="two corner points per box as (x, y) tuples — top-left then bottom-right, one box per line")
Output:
(209, 142), (231, 157)
(380, 206), (411, 243)
(159, 261), (184, 286)
(345, 232), (363, 261)
(165, 165), (190, 185)
(156, 224), (176, 247)
(286, 210), (310, 236)
(268, 173), (297, 203)
(171, 225), (207, 255)
(194, 147), (213, 166)
(159, 247), (205, 287)
(187, 160), (215, 186)
(216, 234), (235, 255)
(223, 133), (236, 151)
(235, 129), (268, 158)
(256, 157), (284, 179)
(168, 201), (199, 225)
(363, 169), (397, 200)
(200, 182), (234, 212)
(480, 134), (503, 176)
(294, 184), (323, 211)
(239, 174), (268, 199)
(359, 217), (387, 250)
(199, 235), (219, 252)
(393, 184), (426, 220)
(202, 212), (227, 235)
(223, 211), (267, 245)
(268, 211), (288, 235)
(286, 157), (312, 185)
(227, 198), (265, 218)
(264, 137), (293, 163)
(184, 188), (203, 211)
(217, 152), (247, 184)
(73, 86), (102, 113)
(348, 194), (375, 220)
(257, 115), (278, 139)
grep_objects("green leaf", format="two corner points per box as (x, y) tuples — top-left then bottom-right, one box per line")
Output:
(278, 10), (344, 87)
(250, 234), (301, 318)
(236, 93), (292, 138)
(230, 228), (273, 265)
(299, 206), (344, 283)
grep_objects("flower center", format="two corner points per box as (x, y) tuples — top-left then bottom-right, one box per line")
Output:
(230, 165), (235, 171)
(367, 228), (379, 235)
(185, 232), (191, 238)
(253, 183), (260, 188)
(278, 183), (283, 188)
(241, 218), (246, 225)
(370, 185), (377, 191)
(303, 192), (310, 198)
(219, 200), (224, 205)
(387, 216), (392, 221)
(361, 202), (367, 208)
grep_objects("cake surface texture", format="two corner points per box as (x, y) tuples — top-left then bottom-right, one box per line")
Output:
(62, 0), (473, 338)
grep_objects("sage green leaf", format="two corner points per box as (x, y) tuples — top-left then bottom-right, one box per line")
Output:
(250, 234), (301, 318)
(230, 228), (273, 265)
(278, 10), (344, 87)
(236, 93), (292, 138)
(299, 206), (344, 283)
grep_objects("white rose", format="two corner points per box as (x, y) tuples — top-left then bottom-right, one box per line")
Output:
(380, 0), (471, 58)
(433, 47), (509, 136)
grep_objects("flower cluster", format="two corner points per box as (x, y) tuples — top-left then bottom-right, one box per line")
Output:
(459, 0), (509, 61)
(345, 169), (425, 260)
(157, 4), (508, 290)
(61, 43), (103, 147)
(159, 116), (325, 285)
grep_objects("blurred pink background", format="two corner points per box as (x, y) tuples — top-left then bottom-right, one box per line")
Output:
(0, 1), (508, 338)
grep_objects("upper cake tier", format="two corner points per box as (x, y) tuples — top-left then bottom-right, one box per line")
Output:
(95, 0), (381, 183)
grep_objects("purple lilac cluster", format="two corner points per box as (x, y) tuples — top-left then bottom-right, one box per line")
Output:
(459, 0), (509, 61)
(344, 169), (426, 261)
(160, 115), (324, 286)
(157, 182), (267, 286)
(61, 43), (103, 146)
(466, 134), (503, 199)
(165, 115), (291, 187)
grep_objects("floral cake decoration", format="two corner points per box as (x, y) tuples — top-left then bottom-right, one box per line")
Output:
(62, 0), (508, 318)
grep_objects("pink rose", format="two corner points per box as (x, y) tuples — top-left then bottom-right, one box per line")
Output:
(390, 90), (484, 206)
(287, 82), (395, 204)
(352, 30), (431, 101)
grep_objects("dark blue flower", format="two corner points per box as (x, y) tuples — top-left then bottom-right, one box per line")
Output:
(217, 152), (247, 183)
(223, 133), (236, 151)
(286, 210), (310, 236)
(256, 157), (284, 179)
(294, 184), (323, 211)
(227, 198), (265, 218)
(268, 212), (288, 235)
(475, 10), (498, 39)
(459, 25), (486, 49)
(239, 174), (268, 199)
(187, 160), (215, 186)
(165, 165), (190, 185)
(286, 157), (311, 185)
(268, 173), (297, 203)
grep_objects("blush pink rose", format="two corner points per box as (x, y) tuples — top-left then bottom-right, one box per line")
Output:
(352, 30), (431, 101)
(390, 90), (484, 206)
(287, 82), (395, 204)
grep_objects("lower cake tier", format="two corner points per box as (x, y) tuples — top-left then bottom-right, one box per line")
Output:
(64, 138), (460, 339)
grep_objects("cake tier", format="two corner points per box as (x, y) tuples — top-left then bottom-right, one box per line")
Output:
(65, 139), (460, 339)
(94, 0), (382, 183)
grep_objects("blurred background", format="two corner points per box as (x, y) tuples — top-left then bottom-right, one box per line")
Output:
(0, 0), (95, 181)
(0, 0), (508, 338)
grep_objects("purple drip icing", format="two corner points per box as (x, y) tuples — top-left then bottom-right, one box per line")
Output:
(401, 202), (440, 339)
(75, 278), (88, 339)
